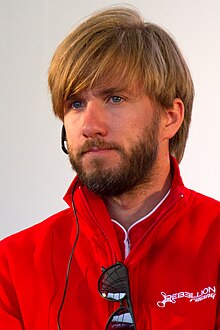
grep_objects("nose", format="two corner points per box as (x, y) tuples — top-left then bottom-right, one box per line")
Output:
(82, 100), (108, 138)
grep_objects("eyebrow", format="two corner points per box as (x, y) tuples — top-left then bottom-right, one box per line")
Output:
(66, 87), (138, 100)
(94, 87), (137, 98)
(95, 88), (121, 96)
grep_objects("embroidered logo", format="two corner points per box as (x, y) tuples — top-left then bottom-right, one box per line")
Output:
(157, 286), (216, 308)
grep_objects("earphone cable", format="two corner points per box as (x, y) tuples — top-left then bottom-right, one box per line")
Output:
(57, 181), (80, 330)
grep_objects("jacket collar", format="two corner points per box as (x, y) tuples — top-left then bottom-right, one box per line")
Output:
(63, 155), (185, 208)
(63, 156), (187, 263)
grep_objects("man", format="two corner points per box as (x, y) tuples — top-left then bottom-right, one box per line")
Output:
(0, 6), (220, 330)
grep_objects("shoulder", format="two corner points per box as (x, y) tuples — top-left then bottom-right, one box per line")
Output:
(185, 187), (220, 220)
(0, 208), (75, 313)
(188, 188), (220, 208)
(0, 207), (73, 255)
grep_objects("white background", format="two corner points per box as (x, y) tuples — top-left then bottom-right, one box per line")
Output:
(1, 0), (220, 239)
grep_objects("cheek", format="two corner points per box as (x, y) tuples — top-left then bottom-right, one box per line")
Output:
(128, 111), (152, 131)
(65, 130), (80, 157)
(116, 114), (145, 134)
(64, 117), (79, 142)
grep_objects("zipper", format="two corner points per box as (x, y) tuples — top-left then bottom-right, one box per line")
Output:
(111, 220), (131, 258)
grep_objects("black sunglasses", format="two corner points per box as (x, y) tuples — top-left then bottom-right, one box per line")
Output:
(98, 262), (136, 330)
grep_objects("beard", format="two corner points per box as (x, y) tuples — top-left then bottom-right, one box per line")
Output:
(68, 115), (160, 197)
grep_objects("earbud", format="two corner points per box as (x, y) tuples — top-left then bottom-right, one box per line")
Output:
(61, 125), (68, 154)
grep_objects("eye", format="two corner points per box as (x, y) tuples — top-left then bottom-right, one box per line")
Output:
(109, 95), (123, 104)
(71, 100), (85, 109)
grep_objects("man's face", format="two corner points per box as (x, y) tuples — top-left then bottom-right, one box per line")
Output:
(64, 86), (162, 197)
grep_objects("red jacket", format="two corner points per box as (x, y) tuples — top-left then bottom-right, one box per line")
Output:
(1, 158), (220, 330)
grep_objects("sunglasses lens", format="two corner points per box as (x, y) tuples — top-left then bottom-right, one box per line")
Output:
(98, 263), (128, 301)
(106, 307), (135, 329)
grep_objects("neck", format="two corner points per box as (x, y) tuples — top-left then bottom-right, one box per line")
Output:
(104, 158), (172, 230)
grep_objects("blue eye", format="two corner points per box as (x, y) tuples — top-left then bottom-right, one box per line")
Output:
(111, 96), (122, 103)
(71, 100), (84, 109)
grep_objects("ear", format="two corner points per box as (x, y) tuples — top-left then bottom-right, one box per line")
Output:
(162, 98), (184, 140)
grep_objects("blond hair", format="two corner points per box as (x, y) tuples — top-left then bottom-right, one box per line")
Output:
(48, 6), (194, 162)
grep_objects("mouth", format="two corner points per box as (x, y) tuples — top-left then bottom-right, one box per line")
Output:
(77, 139), (122, 160)
(82, 146), (114, 155)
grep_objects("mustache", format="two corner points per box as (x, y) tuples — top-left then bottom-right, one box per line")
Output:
(76, 138), (123, 156)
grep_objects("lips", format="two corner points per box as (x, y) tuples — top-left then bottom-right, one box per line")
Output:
(81, 147), (115, 157)
(79, 140), (115, 154)
(77, 139), (122, 159)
